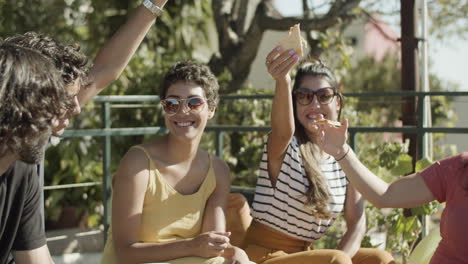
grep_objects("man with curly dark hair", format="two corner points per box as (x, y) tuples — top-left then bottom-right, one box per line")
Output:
(5, 0), (169, 136)
(4, 32), (89, 136)
(0, 43), (68, 263)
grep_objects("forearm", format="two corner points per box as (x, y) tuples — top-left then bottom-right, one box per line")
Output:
(271, 79), (295, 139)
(337, 218), (366, 257)
(81, 0), (165, 104)
(336, 147), (390, 208)
(337, 148), (435, 208)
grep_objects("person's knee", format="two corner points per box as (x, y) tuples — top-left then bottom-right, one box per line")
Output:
(369, 250), (394, 264)
(329, 250), (353, 264)
(353, 248), (395, 264)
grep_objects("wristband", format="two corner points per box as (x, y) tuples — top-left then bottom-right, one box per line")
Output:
(335, 146), (350, 162)
(142, 0), (163, 16)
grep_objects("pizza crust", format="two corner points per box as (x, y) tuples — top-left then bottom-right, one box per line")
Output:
(276, 24), (307, 57)
(315, 119), (342, 127)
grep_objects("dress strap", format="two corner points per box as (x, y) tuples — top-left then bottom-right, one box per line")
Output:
(208, 153), (213, 170)
(130, 145), (155, 169)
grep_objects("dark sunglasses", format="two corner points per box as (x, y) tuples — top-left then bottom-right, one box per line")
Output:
(293, 87), (337, 105)
(161, 97), (206, 116)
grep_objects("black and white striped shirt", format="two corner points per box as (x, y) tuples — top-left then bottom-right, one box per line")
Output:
(251, 136), (348, 242)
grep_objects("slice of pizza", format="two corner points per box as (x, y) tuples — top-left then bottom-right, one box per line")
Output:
(315, 119), (342, 127)
(276, 24), (307, 57)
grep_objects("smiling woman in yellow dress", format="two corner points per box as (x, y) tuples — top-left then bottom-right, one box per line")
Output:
(101, 61), (251, 264)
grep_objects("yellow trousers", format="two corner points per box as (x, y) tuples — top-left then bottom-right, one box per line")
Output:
(242, 220), (395, 264)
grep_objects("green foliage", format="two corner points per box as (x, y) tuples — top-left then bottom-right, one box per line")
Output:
(343, 55), (457, 127)
(311, 29), (354, 74)
(427, 0), (468, 40)
(210, 88), (273, 186)
(360, 0), (467, 41)
(44, 137), (103, 227)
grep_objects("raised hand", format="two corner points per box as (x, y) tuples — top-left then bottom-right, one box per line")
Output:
(265, 46), (299, 84)
(317, 118), (350, 159)
(190, 231), (231, 258)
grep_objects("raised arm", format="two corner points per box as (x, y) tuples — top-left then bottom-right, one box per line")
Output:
(78, 0), (168, 105)
(317, 119), (435, 208)
(265, 47), (298, 184)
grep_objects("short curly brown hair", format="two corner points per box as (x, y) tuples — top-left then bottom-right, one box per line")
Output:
(160, 60), (219, 109)
(0, 43), (71, 157)
(4, 32), (90, 88)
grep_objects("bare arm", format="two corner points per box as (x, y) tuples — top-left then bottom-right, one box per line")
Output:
(14, 245), (54, 264)
(338, 150), (434, 208)
(317, 119), (435, 208)
(78, 0), (168, 105)
(265, 47), (298, 184)
(204, 158), (252, 264)
(202, 157), (231, 233)
(337, 185), (366, 257)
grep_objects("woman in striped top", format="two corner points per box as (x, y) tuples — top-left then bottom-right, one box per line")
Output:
(234, 47), (394, 264)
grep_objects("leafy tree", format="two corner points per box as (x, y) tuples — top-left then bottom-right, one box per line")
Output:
(342, 54), (459, 160)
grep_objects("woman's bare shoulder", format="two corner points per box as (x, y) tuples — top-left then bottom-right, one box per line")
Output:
(209, 154), (230, 182)
(116, 147), (147, 173)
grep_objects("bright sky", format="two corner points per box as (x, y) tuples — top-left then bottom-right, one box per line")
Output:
(274, 0), (468, 91)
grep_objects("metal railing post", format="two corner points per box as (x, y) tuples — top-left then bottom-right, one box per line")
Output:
(102, 102), (112, 241)
(418, 93), (426, 160)
(349, 131), (357, 153)
(417, 93), (428, 238)
(215, 131), (224, 158)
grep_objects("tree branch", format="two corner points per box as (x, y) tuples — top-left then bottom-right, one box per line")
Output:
(210, 0), (363, 92)
(258, 13), (358, 32)
(328, 0), (361, 16)
(234, 0), (250, 35)
(212, 0), (239, 54)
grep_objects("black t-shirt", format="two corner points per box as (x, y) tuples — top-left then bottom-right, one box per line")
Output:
(0, 161), (46, 263)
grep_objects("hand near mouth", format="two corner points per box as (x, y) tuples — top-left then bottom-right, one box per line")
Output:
(316, 119), (349, 158)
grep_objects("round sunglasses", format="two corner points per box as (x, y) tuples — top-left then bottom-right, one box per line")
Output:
(293, 87), (337, 105)
(161, 97), (206, 116)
